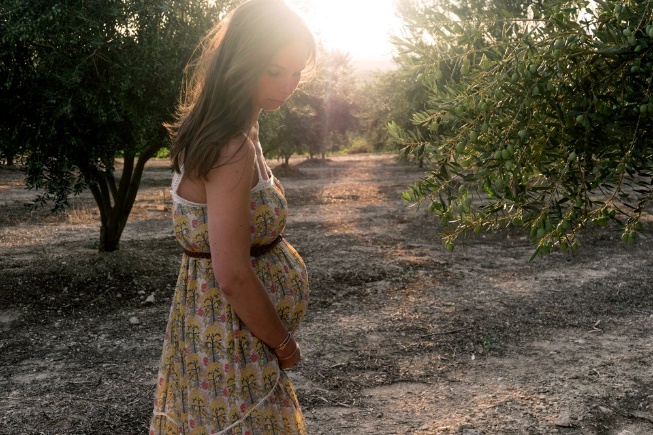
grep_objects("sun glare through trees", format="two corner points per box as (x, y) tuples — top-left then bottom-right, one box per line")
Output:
(289, 0), (401, 59)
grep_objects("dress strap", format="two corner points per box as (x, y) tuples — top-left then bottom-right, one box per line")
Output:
(171, 164), (184, 195)
(253, 140), (270, 182)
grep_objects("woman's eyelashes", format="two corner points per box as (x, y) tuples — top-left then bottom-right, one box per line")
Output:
(265, 70), (302, 80)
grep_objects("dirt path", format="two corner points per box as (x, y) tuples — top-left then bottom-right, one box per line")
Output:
(1, 154), (652, 435)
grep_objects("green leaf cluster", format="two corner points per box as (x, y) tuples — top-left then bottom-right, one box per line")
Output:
(1, 0), (235, 250)
(392, 0), (653, 258)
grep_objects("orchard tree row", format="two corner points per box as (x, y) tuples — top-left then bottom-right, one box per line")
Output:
(260, 50), (359, 164)
(0, 0), (359, 252)
(3, 0), (651, 256)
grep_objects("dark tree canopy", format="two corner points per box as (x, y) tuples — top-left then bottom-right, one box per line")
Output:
(1, 0), (239, 251)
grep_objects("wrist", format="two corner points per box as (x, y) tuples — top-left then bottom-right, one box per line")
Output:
(277, 341), (299, 361)
(274, 336), (297, 359)
(272, 331), (291, 352)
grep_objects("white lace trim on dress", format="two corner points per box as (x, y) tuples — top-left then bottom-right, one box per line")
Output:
(171, 141), (274, 206)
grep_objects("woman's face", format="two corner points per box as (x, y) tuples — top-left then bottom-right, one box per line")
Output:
(252, 41), (308, 113)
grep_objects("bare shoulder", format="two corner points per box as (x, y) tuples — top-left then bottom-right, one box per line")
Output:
(217, 134), (256, 166)
(205, 135), (256, 188)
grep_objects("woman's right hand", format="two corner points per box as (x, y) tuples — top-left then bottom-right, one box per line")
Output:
(274, 336), (301, 370)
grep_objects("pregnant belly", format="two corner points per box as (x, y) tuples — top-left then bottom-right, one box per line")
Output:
(252, 241), (309, 331)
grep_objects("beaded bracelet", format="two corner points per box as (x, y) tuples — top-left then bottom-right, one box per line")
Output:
(274, 332), (292, 352)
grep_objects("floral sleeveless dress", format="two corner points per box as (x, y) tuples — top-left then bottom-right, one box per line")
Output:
(150, 144), (309, 435)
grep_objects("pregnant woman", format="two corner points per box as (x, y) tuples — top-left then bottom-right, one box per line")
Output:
(149, 1), (315, 433)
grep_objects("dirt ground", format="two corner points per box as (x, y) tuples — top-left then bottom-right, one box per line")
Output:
(1, 154), (652, 435)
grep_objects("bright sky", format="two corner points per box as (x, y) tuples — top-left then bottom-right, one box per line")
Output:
(288, 0), (402, 60)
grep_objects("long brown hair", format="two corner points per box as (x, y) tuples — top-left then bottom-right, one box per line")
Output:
(168, 0), (316, 179)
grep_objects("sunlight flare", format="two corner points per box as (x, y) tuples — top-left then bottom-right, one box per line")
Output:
(289, 0), (401, 59)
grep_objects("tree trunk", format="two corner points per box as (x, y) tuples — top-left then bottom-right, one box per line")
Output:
(88, 142), (163, 252)
(99, 218), (123, 252)
(90, 179), (128, 253)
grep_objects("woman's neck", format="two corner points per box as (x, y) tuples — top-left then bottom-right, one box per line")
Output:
(251, 110), (262, 128)
(249, 119), (260, 143)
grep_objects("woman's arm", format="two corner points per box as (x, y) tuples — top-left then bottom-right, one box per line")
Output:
(204, 137), (300, 368)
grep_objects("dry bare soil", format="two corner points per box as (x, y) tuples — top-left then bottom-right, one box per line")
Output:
(1, 154), (652, 435)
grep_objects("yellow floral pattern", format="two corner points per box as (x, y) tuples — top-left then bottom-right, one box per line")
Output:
(150, 176), (309, 435)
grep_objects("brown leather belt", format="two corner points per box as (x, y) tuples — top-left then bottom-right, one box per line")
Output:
(181, 235), (284, 259)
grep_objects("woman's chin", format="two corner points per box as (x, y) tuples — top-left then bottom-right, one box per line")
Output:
(263, 104), (283, 112)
